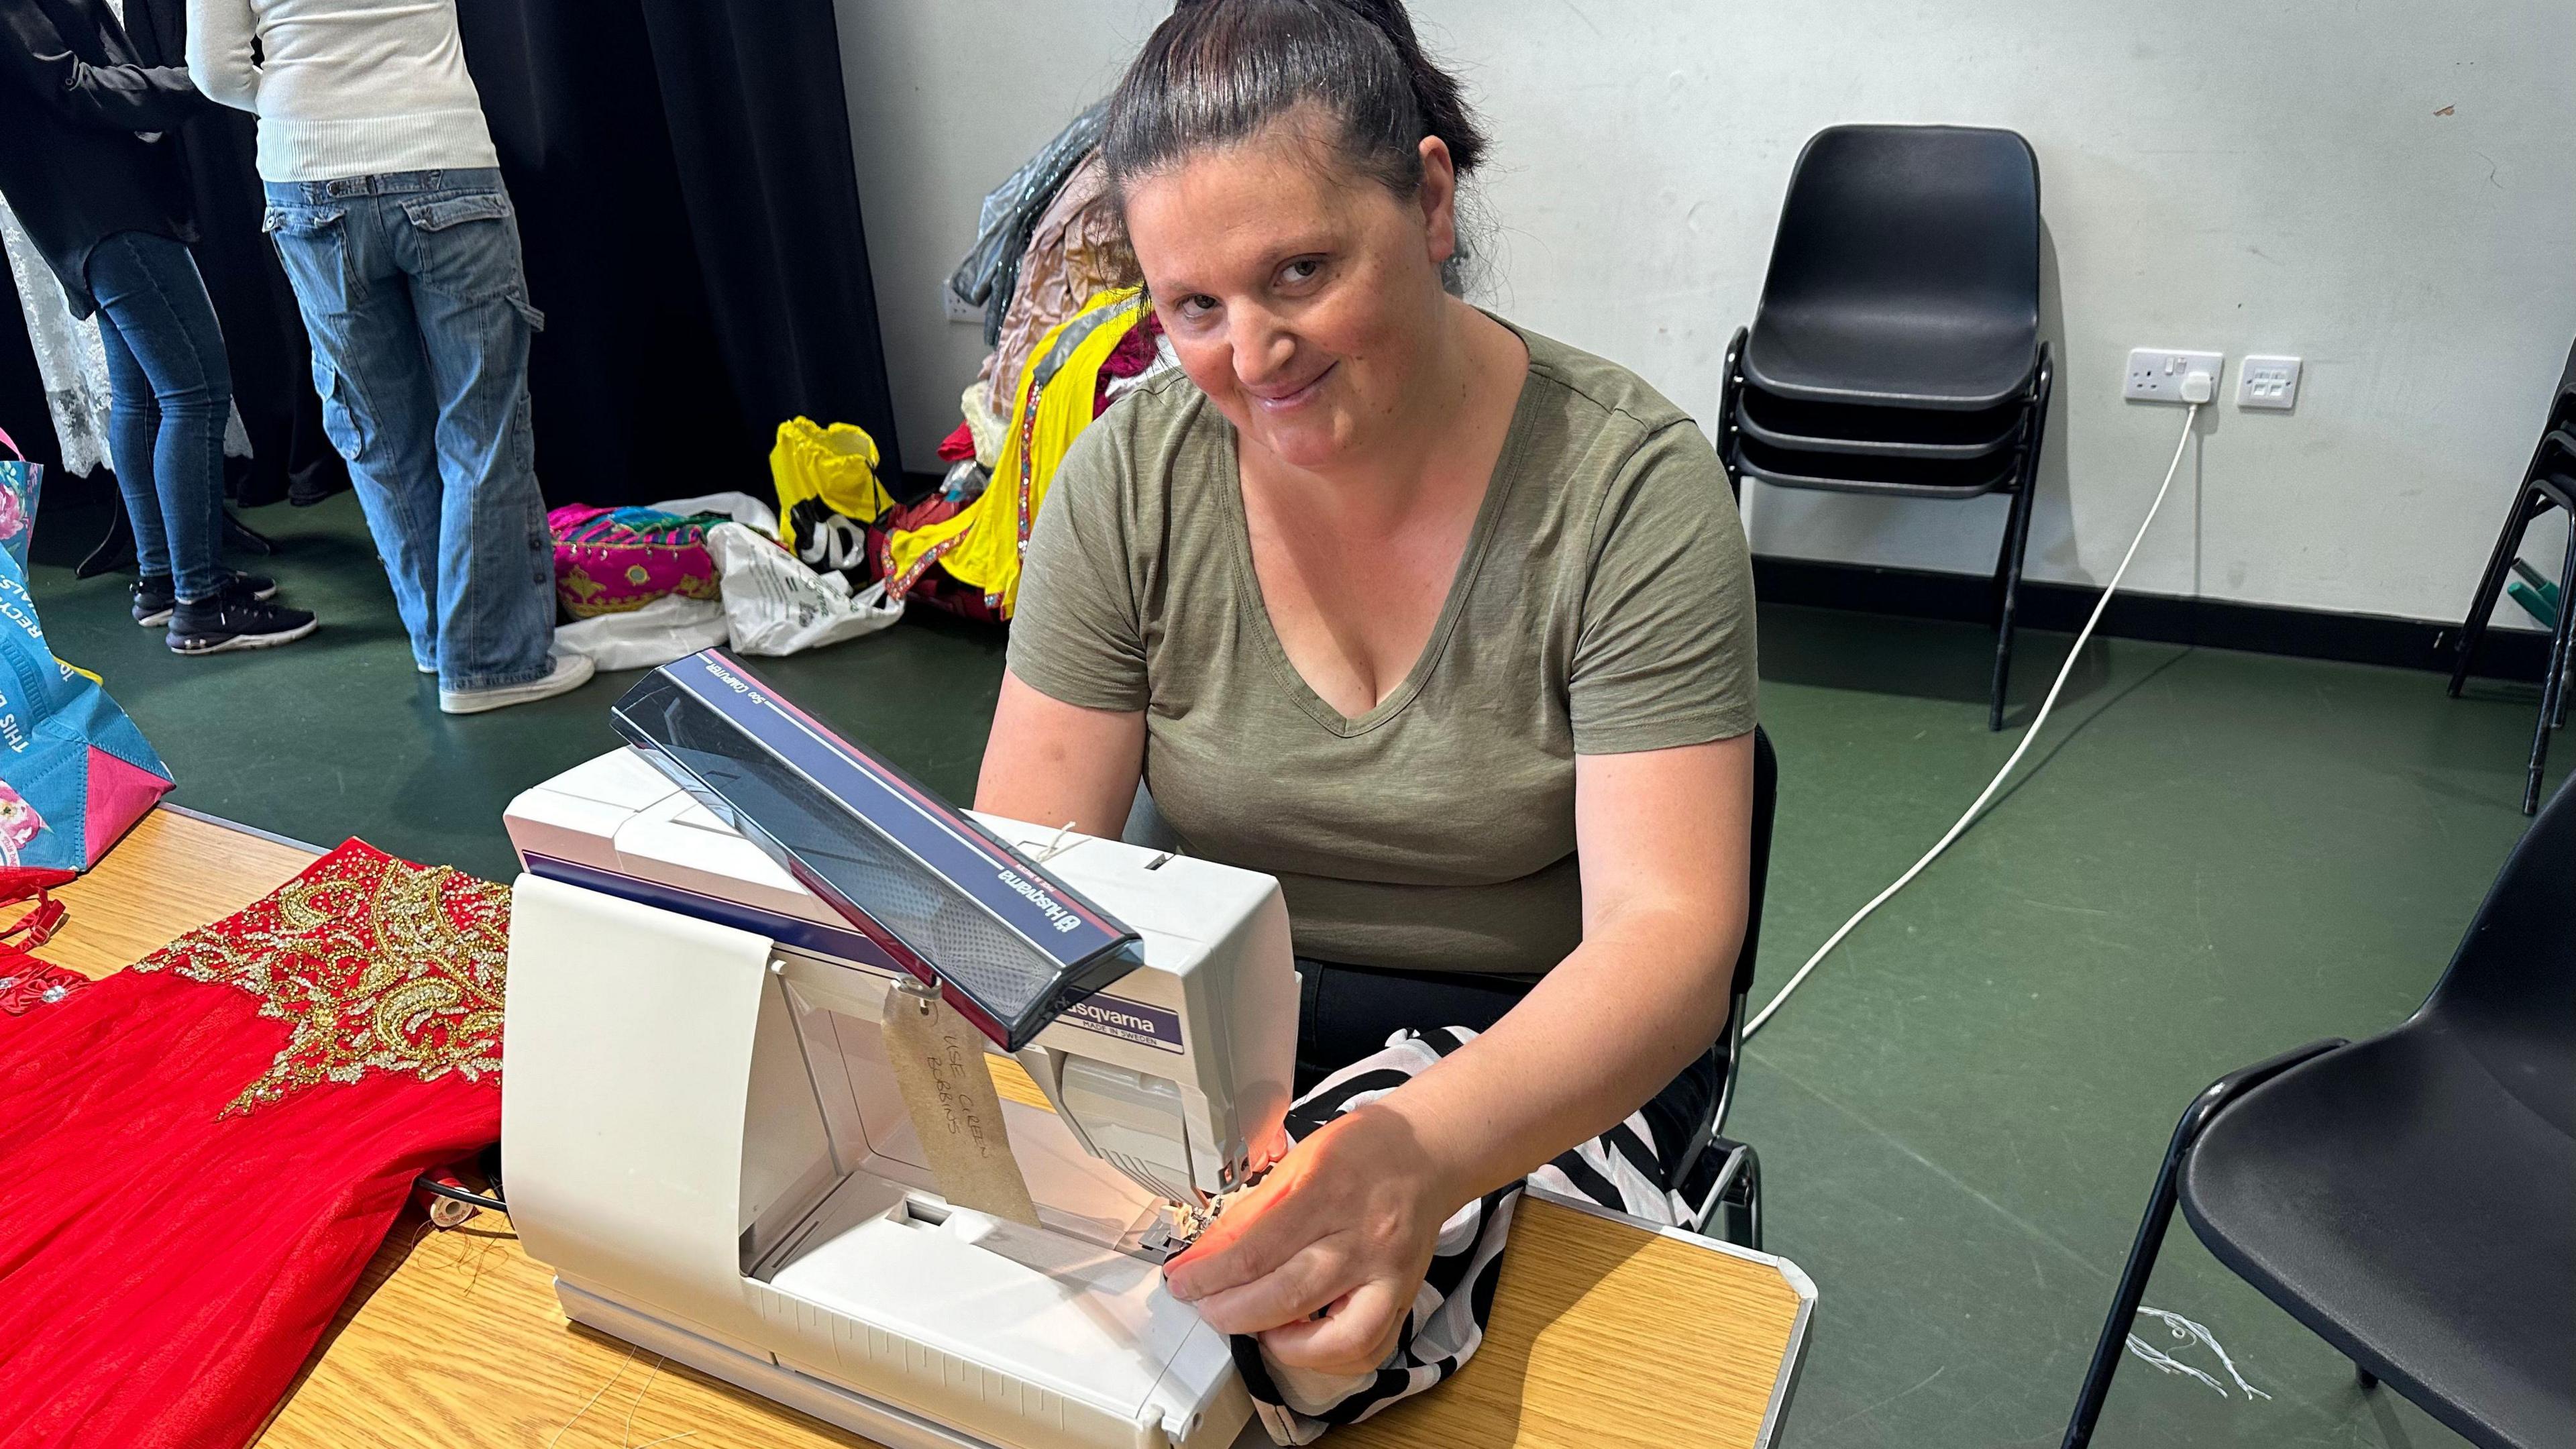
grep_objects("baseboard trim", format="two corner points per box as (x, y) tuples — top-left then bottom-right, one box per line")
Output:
(1752, 555), (2555, 683)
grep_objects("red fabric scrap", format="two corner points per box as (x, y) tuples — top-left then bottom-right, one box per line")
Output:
(0, 949), (83, 1015)
(0, 841), (510, 1449)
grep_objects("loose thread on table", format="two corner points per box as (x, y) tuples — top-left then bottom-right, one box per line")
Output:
(546, 1344), (636, 1449)
(408, 1217), (474, 1274)
(619, 1354), (665, 1448)
(460, 1229), (500, 1298)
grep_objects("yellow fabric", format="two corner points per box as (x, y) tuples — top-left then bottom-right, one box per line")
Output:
(770, 417), (895, 553)
(885, 288), (1144, 617)
(56, 659), (99, 685)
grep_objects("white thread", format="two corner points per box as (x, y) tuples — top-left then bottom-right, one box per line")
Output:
(618, 1354), (698, 1448)
(2125, 1305), (2271, 1401)
(547, 1344), (637, 1449)
(1031, 819), (1081, 863)
(2125, 1332), (2226, 1394)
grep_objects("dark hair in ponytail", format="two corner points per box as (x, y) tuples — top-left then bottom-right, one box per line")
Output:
(1103, 0), (1488, 199)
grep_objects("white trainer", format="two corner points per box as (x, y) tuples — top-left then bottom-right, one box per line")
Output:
(438, 650), (596, 715)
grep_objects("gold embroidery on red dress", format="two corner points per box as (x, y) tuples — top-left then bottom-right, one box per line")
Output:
(131, 843), (510, 1116)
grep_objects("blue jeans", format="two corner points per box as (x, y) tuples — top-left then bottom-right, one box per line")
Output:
(87, 231), (229, 602)
(263, 169), (553, 690)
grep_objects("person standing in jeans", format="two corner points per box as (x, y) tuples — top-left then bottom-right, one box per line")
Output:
(0, 0), (317, 654)
(187, 0), (587, 712)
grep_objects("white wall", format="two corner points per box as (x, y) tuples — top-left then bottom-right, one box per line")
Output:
(838, 1), (2576, 625)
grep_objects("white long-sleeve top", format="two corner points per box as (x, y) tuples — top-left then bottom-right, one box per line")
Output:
(185, 0), (498, 182)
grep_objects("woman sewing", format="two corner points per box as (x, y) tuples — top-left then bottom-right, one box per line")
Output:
(974, 0), (1758, 1404)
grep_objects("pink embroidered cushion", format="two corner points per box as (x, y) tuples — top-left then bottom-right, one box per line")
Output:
(548, 504), (729, 619)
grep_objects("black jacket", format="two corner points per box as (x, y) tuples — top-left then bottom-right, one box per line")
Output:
(0, 0), (210, 317)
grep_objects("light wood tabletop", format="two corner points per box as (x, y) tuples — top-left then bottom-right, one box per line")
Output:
(48, 808), (1815, 1449)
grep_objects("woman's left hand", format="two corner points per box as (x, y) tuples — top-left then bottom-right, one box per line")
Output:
(1161, 1102), (1458, 1377)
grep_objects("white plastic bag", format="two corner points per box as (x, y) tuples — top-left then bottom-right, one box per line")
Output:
(551, 592), (731, 672)
(646, 490), (780, 537)
(706, 521), (904, 656)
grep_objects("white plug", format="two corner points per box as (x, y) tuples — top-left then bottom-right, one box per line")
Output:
(2180, 370), (2215, 405)
(2125, 348), (2224, 404)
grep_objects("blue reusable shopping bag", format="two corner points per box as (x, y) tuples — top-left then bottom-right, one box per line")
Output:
(0, 429), (174, 870)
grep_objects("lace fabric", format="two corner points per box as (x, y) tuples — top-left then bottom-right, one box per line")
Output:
(0, 197), (114, 477)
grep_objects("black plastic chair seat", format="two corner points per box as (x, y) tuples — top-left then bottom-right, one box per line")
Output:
(1729, 431), (2021, 498)
(1741, 125), (2041, 410)
(2181, 1024), (2574, 1448)
(1735, 382), (2026, 460)
(1744, 312), (2040, 411)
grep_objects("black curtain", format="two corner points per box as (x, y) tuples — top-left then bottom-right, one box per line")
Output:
(453, 0), (901, 507)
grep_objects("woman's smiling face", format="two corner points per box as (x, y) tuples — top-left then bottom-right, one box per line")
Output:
(1120, 108), (1458, 473)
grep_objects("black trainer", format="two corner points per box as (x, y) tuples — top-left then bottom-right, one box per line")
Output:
(166, 583), (317, 655)
(133, 570), (278, 627)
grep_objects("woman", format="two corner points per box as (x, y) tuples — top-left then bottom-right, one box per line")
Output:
(186, 0), (586, 712)
(0, 0), (315, 654)
(977, 0), (1758, 1393)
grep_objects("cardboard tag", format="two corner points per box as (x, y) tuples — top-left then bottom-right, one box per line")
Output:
(880, 978), (1041, 1227)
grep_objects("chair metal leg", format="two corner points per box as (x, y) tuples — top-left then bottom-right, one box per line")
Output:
(2061, 1038), (2345, 1449)
(2527, 523), (2576, 814)
(2061, 1125), (2188, 1448)
(1698, 1139), (1763, 1252)
(1989, 351), (2052, 733)
(1729, 1142), (1762, 1253)
(2355, 1365), (2379, 1392)
(2451, 480), (2542, 698)
(1989, 464), (2039, 733)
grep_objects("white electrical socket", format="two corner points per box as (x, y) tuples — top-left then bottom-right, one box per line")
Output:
(2125, 348), (2225, 404)
(940, 286), (983, 325)
(2237, 354), (2302, 411)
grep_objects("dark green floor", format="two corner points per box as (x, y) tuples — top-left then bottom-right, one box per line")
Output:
(29, 491), (2563, 1449)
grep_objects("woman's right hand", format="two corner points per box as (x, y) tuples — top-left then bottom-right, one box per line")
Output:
(1163, 1100), (1463, 1377)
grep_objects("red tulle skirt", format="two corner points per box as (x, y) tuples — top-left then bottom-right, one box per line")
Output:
(0, 842), (509, 1449)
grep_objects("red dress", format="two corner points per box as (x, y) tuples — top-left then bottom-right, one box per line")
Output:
(0, 842), (509, 1449)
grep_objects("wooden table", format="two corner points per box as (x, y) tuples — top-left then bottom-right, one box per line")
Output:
(50, 809), (1815, 1449)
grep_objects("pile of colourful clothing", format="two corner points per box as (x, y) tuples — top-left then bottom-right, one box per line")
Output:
(877, 107), (1177, 623)
(717, 107), (1175, 627)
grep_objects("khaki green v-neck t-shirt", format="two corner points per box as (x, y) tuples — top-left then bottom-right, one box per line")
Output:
(1007, 319), (1756, 976)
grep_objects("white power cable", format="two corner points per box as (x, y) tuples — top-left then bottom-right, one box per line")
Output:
(1744, 400), (2203, 1039)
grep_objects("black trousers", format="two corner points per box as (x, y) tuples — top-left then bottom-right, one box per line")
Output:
(1293, 959), (1719, 1183)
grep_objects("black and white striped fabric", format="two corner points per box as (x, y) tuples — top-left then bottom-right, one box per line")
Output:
(1230, 1026), (1719, 1444)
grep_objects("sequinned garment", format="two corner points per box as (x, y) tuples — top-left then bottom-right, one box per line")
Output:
(0, 841), (508, 1449)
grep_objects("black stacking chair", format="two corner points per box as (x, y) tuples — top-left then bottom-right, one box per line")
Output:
(2061, 776), (2576, 1449)
(2450, 339), (2576, 813)
(1719, 125), (2052, 731)
(1674, 725), (1778, 1250)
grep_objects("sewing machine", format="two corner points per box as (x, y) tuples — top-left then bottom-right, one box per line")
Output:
(498, 653), (1297, 1449)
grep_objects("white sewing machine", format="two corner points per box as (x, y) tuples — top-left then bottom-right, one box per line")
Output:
(498, 656), (1297, 1449)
